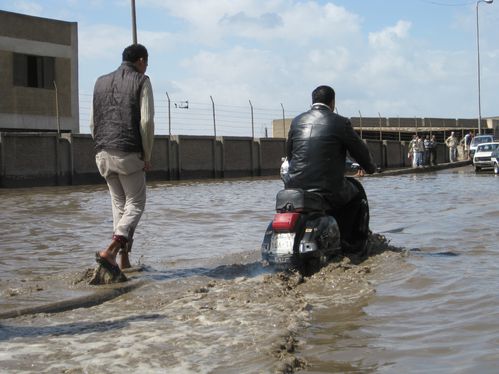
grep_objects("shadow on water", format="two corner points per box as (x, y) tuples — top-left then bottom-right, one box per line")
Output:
(140, 261), (273, 282)
(409, 248), (459, 257)
(0, 314), (164, 342)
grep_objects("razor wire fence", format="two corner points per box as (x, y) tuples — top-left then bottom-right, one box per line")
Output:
(79, 91), (303, 138)
(79, 91), (489, 140)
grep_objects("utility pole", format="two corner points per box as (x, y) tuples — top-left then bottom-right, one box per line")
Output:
(475, 0), (494, 134)
(131, 0), (137, 44)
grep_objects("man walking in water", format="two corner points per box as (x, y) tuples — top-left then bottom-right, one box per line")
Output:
(284, 85), (376, 250)
(90, 44), (155, 277)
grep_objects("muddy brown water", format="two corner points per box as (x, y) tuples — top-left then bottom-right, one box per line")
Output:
(0, 166), (498, 373)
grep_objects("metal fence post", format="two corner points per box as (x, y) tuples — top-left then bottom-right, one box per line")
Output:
(249, 99), (254, 139)
(280, 103), (285, 138)
(165, 91), (171, 137)
(359, 110), (363, 139)
(378, 112), (382, 141)
(210, 95), (216, 137)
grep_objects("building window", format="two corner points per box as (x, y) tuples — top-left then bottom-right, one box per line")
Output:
(13, 53), (55, 89)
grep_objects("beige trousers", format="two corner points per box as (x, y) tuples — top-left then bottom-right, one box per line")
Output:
(95, 149), (146, 249)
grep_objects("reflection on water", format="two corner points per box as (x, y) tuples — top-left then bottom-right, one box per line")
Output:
(302, 168), (499, 373)
(0, 178), (280, 283)
(0, 167), (498, 373)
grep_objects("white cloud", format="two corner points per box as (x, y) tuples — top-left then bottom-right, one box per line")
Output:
(173, 46), (285, 104)
(303, 47), (352, 84)
(78, 24), (176, 60)
(139, 0), (360, 46)
(368, 20), (411, 49)
(78, 24), (132, 60)
(273, 2), (361, 44)
(140, 0), (255, 45)
(133, 0), (366, 113)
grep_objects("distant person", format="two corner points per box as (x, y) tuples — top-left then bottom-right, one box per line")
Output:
(423, 135), (431, 166)
(90, 44), (155, 278)
(429, 135), (438, 166)
(460, 131), (472, 160)
(415, 135), (424, 168)
(408, 134), (417, 168)
(285, 85), (376, 248)
(409, 135), (424, 168)
(445, 131), (458, 162)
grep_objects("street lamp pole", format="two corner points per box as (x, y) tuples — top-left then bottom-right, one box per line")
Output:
(476, 0), (493, 134)
(131, 0), (137, 44)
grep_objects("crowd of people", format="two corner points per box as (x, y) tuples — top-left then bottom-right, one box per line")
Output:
(408, 131), (474, 168)
(407, 134), (438, 168)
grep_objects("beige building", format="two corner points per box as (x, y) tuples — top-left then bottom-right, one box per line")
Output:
(273, 115), (499, 139)
(0, 10), (79, 132)
(272, 118), (292, 138)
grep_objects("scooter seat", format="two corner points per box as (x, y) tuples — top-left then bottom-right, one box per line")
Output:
(275, 189), (328, 212)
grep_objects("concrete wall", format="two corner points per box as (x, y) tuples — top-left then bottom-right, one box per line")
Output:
(384, 140), (404, 168)
(178, 135), (218, 179)
(223, 137), (254, 178)
(0, 132), (71, 187)
(260, 138), (286, 176)
(0, 132), (467, 188)
(365, 140), (383, 167)
(71, 134), (99, 184)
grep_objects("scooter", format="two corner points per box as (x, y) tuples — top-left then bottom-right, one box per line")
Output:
(261, 160), (369, 271)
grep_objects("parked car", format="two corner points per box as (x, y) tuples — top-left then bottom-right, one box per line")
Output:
(492, 148), (499, 175)
(469, 134), (494, 159)
(473, 142), (499, 172)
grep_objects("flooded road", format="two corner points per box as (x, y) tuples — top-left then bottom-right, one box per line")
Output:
(0, 166), (498, 373)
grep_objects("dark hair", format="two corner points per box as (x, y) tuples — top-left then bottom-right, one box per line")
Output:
(312, 85), (335, 105)
(122, 44), (148, 63)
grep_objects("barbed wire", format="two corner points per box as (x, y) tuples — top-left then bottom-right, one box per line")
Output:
(79, 91), (481, 138)
(79, 91), (303, 137)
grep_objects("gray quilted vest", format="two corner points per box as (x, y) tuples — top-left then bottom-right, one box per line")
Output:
(93, 62), (148, 154)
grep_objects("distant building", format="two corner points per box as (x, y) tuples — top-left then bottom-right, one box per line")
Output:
(272, 118), (292, 138)
(272, 115), (498, 141)
(0, 10), (79, 133)
(486, 117), (499, 138)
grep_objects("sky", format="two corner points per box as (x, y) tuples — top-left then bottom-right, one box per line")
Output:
(1, 0), (498, 136)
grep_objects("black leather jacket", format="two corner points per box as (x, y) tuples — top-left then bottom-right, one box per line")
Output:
(285, 104), (376, 206)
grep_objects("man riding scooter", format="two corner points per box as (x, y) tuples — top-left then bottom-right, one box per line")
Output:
(283, 85), (376, 252)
